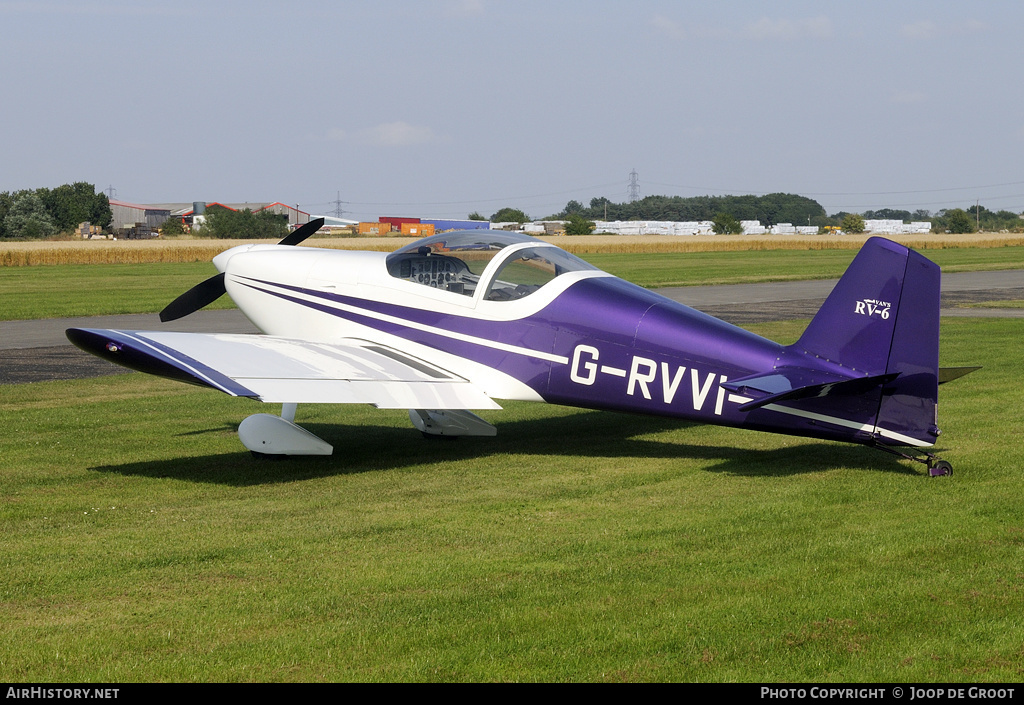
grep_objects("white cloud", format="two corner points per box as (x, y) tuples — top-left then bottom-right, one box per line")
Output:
(901, 20), (940, 40)
(327, 122), (443, 148)
(364, 121), (440, 147)
(742, 16), (833, 41)
(656, 14), (833, 42)
(652, 14), (687, 41)
(901, 18), (989, 40)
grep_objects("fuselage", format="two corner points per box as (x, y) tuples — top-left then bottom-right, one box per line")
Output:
(214, 233), (799, 434)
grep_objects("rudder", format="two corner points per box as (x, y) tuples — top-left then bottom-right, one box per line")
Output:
(789, 237), (940, 447)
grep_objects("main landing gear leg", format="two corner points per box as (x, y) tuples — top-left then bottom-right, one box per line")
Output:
(872, 442), (953, 477)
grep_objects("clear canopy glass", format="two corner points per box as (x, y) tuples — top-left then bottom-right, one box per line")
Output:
(386, 230), (597, 300)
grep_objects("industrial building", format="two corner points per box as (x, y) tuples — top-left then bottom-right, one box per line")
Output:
(108, 200), (937, 239)
(590, 219), (932, 236)
(162, 202), (312, 227)
(108, 200), (172, 230)
(111, 200), (312, 231)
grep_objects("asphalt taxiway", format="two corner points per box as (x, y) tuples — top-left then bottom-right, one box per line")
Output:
(1, 270), (1021, 385)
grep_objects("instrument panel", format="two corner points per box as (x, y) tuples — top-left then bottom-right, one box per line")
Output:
(390, 254), (475, 295)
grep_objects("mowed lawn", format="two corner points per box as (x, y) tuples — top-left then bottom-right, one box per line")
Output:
(1, 316), (1022, 682)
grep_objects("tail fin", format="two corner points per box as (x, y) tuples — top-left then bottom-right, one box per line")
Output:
(789, 237), (940, 447)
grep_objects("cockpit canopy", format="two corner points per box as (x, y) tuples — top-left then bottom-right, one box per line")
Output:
(386, 230), (598, 301)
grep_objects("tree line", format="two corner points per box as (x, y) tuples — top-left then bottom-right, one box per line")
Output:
(477, 195), (1022, 235)
(0, 183), (112, 239)
(191, 205), (290, 239)
(557, 193), (829, 226)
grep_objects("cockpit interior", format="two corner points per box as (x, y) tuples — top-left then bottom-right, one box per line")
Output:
(386, 230), (597, 302)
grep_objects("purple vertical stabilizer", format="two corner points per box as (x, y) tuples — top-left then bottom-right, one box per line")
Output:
(791, 237), (908, 377)
(785, 237), (939, 447)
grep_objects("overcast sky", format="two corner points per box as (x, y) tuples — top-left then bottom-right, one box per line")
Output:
(2, 0), (1022, 220)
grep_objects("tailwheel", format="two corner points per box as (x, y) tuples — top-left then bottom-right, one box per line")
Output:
(871, 441), (953, 477)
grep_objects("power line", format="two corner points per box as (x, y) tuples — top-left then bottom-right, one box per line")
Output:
(827, 193), (1024, 211)
(627, 169), (640, 202)
(323, 182), (623, 208)
(644, 178), (1024, 198)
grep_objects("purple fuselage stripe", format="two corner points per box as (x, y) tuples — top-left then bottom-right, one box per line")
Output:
(233, 276), (843, 429)
(233, 272), (929, 445)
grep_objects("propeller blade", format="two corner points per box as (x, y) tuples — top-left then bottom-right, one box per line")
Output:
(160, 218), (323, 323)
(159, 273), (226, 322)
(278, 217), (325, 247)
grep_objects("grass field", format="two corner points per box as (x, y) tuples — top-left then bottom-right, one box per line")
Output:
(2, 312), (1022, 681)
(2, 241), (1022, 682)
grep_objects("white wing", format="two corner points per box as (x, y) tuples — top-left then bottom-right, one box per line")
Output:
(66, 328), (500, 410)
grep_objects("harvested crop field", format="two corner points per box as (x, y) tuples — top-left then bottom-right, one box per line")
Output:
(3, 232), (1024, 266)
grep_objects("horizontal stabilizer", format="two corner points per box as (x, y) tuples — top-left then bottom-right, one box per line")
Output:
(723, 368), (899, 412)
(938, 366), (981, 385)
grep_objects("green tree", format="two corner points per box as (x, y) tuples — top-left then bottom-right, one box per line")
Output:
(3, 191), (57, 239)
(161, 217), (186, 236)
(862, 208), (912, 221)
(562, 200), (584, 216)
(0, 191), (13, 239)
(553, 192), (825, 224)
(91, 191), (113, 229)
(962, 204), (1021, 232)
(942, 208), (975, 234)
(490, 207), (529, 223)
(841, 213), (865, 234)
(564, 213), (595, 235)
(0, 182), (111, 237)
(42, 183), (95, 231)
(712, 212), (743, 235)
(35, 182), (112, 232)
(198, 206), (290, 239)
(467, 211), (487, 221)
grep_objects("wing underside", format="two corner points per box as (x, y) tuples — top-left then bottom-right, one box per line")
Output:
(66, 328), (500, 410)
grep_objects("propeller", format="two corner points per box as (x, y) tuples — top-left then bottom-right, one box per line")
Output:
(159, 217), (325, 323)
(278, 216), (325, 247)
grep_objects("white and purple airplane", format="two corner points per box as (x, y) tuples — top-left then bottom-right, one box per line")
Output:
(67, 219), (970, 475)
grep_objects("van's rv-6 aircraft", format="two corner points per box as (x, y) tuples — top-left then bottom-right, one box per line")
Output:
(67, 219), (974, 476)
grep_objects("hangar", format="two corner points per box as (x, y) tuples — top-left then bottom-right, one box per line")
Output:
(108, 199), (172, 230)
(161, 202), (312, 227)
(110, 200), (312, 231)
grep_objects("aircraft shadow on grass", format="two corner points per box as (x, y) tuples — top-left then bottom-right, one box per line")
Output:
(90, 408), (920, 487)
